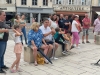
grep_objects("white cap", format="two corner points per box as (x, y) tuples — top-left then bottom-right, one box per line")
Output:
(75, 15), (79, 17)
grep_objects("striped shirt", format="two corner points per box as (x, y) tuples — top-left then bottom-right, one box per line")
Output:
(94, 18), (100, 32)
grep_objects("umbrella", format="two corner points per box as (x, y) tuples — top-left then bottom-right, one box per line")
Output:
(38, 48), (53, 64)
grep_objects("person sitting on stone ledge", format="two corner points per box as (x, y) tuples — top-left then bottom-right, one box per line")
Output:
(28, 22), (49, 66)
(39, 18), (59, 60)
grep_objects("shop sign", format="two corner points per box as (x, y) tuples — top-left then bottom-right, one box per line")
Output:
(53, 5), (90, 11)
(0, 8), (7, 10)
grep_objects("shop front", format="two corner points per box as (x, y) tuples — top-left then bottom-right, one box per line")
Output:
(92, 6), (100, 24)
(53, 5), (90, 24)
(17, 7), (54, 25)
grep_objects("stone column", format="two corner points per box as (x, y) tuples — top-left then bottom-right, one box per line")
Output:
(38, 13), (41, 23)
(30, 13), (33, 24)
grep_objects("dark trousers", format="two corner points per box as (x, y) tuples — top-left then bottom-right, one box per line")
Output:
(0, 41), (7, 70)
(55, 34), (65, 51)
(20, 27), (27, 44)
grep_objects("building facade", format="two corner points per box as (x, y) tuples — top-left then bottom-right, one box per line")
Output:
(91, 0), (100, 24)
(0, 0), (16, 21)
(53, 0), (91, 24)
(16, 0), (53, 24)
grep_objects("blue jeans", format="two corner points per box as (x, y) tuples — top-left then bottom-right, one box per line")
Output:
(0, 41), (7, 69)
(20, 27), (27, 44)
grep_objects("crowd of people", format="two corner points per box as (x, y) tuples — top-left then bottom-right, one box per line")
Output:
(1, 10), (100, 74)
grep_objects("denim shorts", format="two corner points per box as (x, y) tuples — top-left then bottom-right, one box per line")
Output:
(83, 28), (89, 36)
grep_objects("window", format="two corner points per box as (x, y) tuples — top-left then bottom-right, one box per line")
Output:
(43, 0), (48, 6)
(55, 0), (62, 4)
(6, 0), (12, 4)
(21, 0), (27, 5)
(32, 0), (37, 5)
(69, 0), (74, 5)
(81, 0), (86, 5)
(99, 0), (100, 6)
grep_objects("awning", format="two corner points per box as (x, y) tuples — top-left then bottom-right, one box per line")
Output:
(55, 11), (87, 16)
(96, 12), (100, 15)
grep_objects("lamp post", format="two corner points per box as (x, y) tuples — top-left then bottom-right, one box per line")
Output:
(90, 0), (92, 25)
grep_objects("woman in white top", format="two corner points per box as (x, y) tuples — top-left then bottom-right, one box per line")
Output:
(71, 15), (80, 49)
(49, 14), (58, 29)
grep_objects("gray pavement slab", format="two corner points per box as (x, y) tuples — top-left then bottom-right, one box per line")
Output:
(1, 39), (100, 75)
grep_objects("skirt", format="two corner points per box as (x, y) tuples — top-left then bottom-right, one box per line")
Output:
(14, 43), (22, 53)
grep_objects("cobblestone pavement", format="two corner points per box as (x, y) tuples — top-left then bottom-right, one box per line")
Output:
(1, 39), (100, 75)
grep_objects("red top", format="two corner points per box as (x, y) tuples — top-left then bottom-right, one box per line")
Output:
(82, 18), (90, 29)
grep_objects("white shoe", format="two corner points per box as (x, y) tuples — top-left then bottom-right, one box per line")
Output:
(51, 57), (58, 60)
(62, 51), (66, 55)
(45, 59), (49, 64)
(76, 46), (80, 49)
(73, 44), (76, 47)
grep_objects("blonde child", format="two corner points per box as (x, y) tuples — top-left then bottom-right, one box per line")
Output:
(10, 25), (22, 73)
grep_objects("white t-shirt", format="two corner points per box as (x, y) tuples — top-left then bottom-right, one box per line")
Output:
(12, 33), (21, 43)
(71, 20), (79, 32)
(39, 25), (53, 41)
(50, 21), (58, 29)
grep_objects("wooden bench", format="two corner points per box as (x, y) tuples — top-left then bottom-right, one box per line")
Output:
(24, 44), (70, 63)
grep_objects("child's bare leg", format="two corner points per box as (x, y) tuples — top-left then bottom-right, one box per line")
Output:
(15, 53), (21, 71)
(10, 53), (20, 69)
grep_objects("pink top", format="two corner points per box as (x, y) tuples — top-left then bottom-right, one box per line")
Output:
(94, 18), (100, 32)
(82, 18), (90, 29)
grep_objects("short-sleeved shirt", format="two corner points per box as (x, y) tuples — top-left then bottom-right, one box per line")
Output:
(82, 18), (90, 29)
(0, 21), (9, 42)
(94, 18), (100, 32)
(12, 33), (21, 44)
(39, 25), (53, 41)
(64, 19), (70, 30)
(58, 18), (65, 28)
(28, 29), (43, 48)
(71, 20), (79, 32)
(14, 19), (19, 25)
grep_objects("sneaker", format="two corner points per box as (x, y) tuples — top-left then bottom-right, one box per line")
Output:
(82, 42), (85, 44)
(70, 45), (75, 50)
(2, 65), (9, 69)
(76, 46), (80, 49)
(0, 69), (6, 73)
(63, 41), (68, 44)
(51, 57), (58, 60)
(86, 41), (90, 43)
(62, 51), (66, 55)
(45, 59), (49, 64)
(73, 44), (76, 47)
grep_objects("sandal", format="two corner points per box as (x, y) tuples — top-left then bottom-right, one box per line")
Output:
(10, 69), (16, 73)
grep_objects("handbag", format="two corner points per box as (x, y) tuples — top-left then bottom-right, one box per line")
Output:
(37, 53), (45, 65)
(0, 28), (4, 39)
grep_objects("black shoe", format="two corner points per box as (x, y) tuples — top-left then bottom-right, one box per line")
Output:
(2, 65), (9, 69)
(82, 42), (85, 44)
(86, 41), (90, 43)
(0, 69), (6, 73)
(70, 45), (74, 50)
